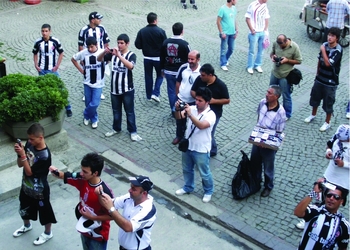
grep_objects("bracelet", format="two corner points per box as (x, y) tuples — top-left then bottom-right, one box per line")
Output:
(20, 155), (26, 159)
(21, 158), (27, 162)
(308, 191), (318, 198)
(326, 149), (332, 154)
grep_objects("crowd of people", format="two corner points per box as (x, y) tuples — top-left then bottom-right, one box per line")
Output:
(7, 0), (350, 249)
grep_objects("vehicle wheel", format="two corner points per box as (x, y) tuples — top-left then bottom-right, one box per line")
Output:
(307, 25), (322, 42)
(339, 28), (349, 48)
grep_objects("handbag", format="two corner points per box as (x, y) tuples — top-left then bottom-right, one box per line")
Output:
(286, 68), (303, 85)
(178, 113), (204, 152)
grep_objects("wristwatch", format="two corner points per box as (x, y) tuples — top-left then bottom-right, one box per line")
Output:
(108, 206), (116, 215)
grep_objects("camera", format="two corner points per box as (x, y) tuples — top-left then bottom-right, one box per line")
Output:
(179, 100), (187, 111)
(274, 56), (283, 67)
(17, 138), (22, 147)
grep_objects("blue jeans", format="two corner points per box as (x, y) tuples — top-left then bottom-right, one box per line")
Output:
(39, 70), (71, 111)
(250, 145), (277, 190)
(83, 85), (102, 123)
(219, 34), (235, 67)
(144, 59), (163, 99)
(182, 150), (214, 195)
(165, 74), (177, 112)
(247, 32), (265, 69)
(270, 73), (292, 118)
(81, 234), (107, 250)
(210, 116), (220, 155)
(110, 89), (137, 133)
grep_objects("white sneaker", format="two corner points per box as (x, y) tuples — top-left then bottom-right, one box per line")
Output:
(247, 68), (253, 74)
(175, 188), (188, 196)
(83, 119), (89, 126)
(295, 219), (305, 230)
(131, 133), (142, 141)
(221, 66), (228, 71)
(347, 112), (350, 119)
(33, 232), (53, 245)
(13, 224), (32, 237)
(151, 95), (160, 103)
(226, 62), (229, 66)
(254, 66), (263, 73)
(320, 122), (330, 132)
(100, 94), (105, 100)
(304, 115), (315, 123)
(105, 130), (119, 137)
(92, 121), (98, 129)
(202, 194), (212, 203)
(82, 96), (85, 101)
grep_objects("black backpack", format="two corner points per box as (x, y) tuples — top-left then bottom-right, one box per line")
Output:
(231, 150), (260, 200)
(286, 68), (303, 85)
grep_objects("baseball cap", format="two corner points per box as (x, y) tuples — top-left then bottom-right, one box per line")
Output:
(129, 175), (154, 192)
(76, 216), (102, 234)
(89, 12), (103, 21)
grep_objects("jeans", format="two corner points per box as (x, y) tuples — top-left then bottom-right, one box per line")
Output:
(270, 73), (292, 118)
(39, 70), (71, 111)
(210, 116), (220, 155)
(219, 34), (235, 67)
(182, 150), (214, 195)
(81, 234), (107, 250)
(83, 85), (102, 123)
(110, 89), (137, 133)
(165, 74), (177, 112)
(247, 32), (265, 69)
(144, 59), (163, 99)
(250, 145), (277, 190)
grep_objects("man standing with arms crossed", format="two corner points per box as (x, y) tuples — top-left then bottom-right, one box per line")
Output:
(245, 0), (270, 74)
(216, 0), (238, 71)
(135, 12), (167, 103)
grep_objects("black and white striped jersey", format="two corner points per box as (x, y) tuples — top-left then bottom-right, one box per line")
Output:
(32, 36), (64, 70)
(78, 25), (110, 50)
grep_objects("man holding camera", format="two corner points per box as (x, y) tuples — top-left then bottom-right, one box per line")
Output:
(174, 87), (216, 203)
(269, 34), (302, 120)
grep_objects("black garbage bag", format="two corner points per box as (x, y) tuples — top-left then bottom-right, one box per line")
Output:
(231, 150), (260, 200)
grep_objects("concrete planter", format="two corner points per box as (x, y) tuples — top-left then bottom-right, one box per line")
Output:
(2, 110), (65, 139)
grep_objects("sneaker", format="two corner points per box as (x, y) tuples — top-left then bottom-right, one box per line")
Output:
(295, 219), (305, 230)
(151, 94), (160, 103)
(226, 62), (229, 66)
(66, 110), (72, 117)
(33, 232), (53, 245)
(83, 119), (89, 126)
(82, 96), (85, 101)
(202, 194), (212, 203)
(192, 4), (197, 9)
(92, 121), (98, 129)
(247, 68), (253, 74)
(304, 115), (315, 123)
(254, 66), (263, 73)
(347, 112), (350, 119)
(100, 94), (105, 100)
(175, 188), (188, 196)
(182, 3), (187, 9)
(320, 122), (330, 132)
(131, 133), (142, 141)
(221, 66), (228, 71)
(13, 224), (32, 237)
(105, 130), (119, 137)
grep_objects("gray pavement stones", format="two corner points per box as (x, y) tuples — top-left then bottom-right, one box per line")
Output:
(0, 0), (349, 249)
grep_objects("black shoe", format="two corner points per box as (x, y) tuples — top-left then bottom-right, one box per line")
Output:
(260, 188), (271, 197)
(192, 4), (197, 10)
(210, 152), (217, 157)
(66, 110), (73, 117)
(182, 3), (187, 9)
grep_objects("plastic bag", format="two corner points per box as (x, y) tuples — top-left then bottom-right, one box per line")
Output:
(263, 31), (270, 49)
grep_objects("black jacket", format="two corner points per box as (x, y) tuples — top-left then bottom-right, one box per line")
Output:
(134, 24), (167, 57)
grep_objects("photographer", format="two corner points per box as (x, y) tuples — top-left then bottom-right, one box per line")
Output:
(269, 34), (302, 120)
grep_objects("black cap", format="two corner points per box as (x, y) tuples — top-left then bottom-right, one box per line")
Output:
(89, 12), (103, 21)
(129, 176), (154, 192)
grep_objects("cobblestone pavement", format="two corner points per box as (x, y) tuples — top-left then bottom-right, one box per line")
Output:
(1, 0), (349, 248)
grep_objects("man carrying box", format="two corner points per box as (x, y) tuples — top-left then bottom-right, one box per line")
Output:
(250, 86), (286, 197)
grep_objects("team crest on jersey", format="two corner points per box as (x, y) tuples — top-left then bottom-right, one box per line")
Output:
(312, 220), (318, 228)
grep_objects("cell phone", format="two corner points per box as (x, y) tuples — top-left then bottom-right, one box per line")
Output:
(52, 169), (60, 176)
(16, 139), (22, 147)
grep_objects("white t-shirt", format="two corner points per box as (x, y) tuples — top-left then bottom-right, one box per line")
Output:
(245, 0), (270, 32)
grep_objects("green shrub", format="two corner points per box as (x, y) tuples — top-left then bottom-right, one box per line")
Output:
(0, 73), (68, 124)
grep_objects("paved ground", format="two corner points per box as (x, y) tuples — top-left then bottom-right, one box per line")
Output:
(0, 0), (349, 249)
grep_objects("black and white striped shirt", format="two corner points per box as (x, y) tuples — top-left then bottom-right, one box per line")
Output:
(32, 36), (63, 70)
(72, 48), (105, 88)
(78, 25), (110, 50)
(105, 51), (136, 95)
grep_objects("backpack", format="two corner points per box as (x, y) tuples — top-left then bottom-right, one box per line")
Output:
(286, 68), (303, 85)
(231, 150), (260, 200)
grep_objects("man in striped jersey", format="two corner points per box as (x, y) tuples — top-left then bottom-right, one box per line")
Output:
(33, 24), (72, 117)
(97, 34), (142, 142)
(294, 182), (349, 250)
(72, 37), (105, 129)
(78, 12), (110, 100)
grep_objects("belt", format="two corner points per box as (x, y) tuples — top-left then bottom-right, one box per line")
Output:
(119, 246), (151, 250)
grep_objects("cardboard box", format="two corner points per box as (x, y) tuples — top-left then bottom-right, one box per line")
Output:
(248, 126), (285, 150)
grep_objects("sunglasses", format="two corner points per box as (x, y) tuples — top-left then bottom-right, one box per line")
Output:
(326, 193), (342, 200)
(276, 40), (284, 45)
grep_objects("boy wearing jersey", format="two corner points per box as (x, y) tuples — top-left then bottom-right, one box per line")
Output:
(72, 37), (105, 129)
(97, 34), (142, 142)
(49, 153), (114, 250)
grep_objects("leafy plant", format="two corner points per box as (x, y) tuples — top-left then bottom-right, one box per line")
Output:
(0, 73), (68, 124)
